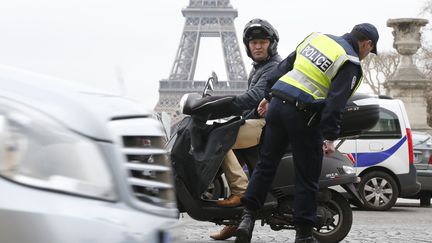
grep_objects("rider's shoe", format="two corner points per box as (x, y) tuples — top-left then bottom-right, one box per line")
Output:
(209, 225), (237, 240)
(234, 208), (256, 243)
(216, 194), (243, 207)
(295, 225), (318, 243)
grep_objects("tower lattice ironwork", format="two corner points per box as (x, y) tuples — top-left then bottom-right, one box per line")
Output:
(154, 0), (248, 125)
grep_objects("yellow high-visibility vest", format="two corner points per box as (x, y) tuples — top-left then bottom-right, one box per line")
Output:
(280, 32), (361, 99)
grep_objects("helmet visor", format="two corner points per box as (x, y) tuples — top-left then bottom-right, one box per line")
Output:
(244, 25), (272, 41)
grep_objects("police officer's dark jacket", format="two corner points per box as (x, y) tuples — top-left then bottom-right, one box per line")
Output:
(269, 33), (363, 141)
(232, 53), (282, 119)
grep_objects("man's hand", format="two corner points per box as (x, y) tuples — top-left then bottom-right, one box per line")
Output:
(257, 98), (269, 117)
(323, 140), (335, 156)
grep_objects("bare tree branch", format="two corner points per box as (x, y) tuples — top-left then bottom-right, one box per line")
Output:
(420, 0), (432, 16)
(416, 46), (432, 79)
(418, 0), (432, 127)
(361, 51), (400, 95)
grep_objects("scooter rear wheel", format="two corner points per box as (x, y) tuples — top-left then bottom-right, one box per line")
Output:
(201, 174), (227, 200)
(314, 189), (353, 243)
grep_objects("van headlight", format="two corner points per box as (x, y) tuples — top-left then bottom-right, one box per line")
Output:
(0, 99), (116, 200)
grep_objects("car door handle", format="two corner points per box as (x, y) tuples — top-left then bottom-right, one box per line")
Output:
(369, 142), (384, 151)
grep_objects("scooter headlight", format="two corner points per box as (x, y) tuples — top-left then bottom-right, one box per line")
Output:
(179, 93), (201, 115)
(343, 165), (356, 174)
(179, 94), (189, 114)
(0, 98), (116, 200)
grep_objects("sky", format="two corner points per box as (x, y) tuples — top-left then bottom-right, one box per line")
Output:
(0, 0), (429, 109)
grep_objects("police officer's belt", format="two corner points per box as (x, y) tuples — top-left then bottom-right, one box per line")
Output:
(270, 90), (312, 112)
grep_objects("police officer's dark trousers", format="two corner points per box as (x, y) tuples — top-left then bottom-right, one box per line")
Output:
(242, 96), (323, 226)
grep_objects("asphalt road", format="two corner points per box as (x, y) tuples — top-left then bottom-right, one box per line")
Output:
(176, 199), (432, 243)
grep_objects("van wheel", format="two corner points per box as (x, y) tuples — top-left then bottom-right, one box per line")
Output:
(358, 171), (399, 211)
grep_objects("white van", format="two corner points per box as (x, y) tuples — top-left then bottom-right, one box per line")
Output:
(338, 95), (420, 210)
(0, 66), (180, 243)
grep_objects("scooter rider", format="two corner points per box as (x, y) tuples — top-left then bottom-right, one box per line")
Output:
(209, 18), (282, 240)
(235, 23), (379, 243)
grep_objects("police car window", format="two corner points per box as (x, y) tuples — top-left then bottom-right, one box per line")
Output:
(358, 108), (402, 139)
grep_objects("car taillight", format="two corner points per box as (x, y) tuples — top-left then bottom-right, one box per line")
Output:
(429, 154), (432, 165)
(406, 128), (414, 164)
(346, 153), (356, 165)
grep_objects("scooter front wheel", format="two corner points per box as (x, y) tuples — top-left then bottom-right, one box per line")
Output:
(314, 189), (353, 243)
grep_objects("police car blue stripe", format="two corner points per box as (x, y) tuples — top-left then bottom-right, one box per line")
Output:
(354, 136), (407, 167)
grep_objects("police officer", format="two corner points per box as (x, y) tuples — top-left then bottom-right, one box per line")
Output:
(235, 23), (379, 243)
(209, 18), (282, 241)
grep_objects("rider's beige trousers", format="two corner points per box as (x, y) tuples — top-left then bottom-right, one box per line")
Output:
(222, 118), (265, 195)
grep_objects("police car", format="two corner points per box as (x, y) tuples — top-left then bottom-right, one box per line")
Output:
(337, 95), (421, 211)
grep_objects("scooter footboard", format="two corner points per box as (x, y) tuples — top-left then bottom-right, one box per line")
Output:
(341, 183), (364, 205)
(174, 177), (244, 221)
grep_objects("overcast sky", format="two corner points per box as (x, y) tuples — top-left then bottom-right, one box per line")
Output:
(0, 0), (429, 108)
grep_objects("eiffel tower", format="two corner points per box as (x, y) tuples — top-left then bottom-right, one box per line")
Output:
(154, 0), (248, 125)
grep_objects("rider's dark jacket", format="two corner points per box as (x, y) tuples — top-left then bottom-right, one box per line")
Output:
(231, 53), (282, 118)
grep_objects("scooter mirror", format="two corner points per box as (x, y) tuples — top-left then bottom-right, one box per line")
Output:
(202, 80), (213, 97)
(203, 71), (218, 97)
(211, 71), (218, 84)
(208, 80), (214, 92)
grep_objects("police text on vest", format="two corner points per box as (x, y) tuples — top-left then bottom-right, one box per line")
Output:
(300, 44), (333, 72)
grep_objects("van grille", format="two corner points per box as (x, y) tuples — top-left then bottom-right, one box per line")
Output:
(109, 118), (176, 210)
(122, 136), (176, 208)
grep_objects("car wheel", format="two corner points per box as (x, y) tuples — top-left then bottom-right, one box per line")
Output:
(358, 171), (399, 211)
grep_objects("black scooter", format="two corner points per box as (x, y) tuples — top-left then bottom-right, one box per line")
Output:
(167, 73), (380, 243)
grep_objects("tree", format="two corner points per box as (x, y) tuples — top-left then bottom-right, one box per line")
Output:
(419, 0), (432, 127)
(360, 51), (399, 95)
(418, 0), (432, 80)
(420, 0), (432, 17)
(417, 46), (432, 79)
(361, 0), (432, 95)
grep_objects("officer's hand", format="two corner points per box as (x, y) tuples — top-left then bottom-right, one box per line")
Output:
(323, 140), (335, 156)
(257, 98), (269, 117)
